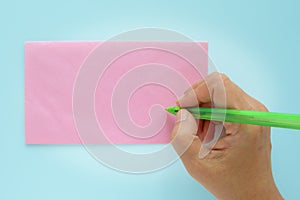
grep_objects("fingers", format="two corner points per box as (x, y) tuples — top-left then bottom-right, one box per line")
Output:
(201, 120), (215, 141)
(177, 72), (255, 110)
(176, 72), (220, 107)
(171, 109), (202, 159)
(172, 73), (269, 161)
(177, 79), (209, 107)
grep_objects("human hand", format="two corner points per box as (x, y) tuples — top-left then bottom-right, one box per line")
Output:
(171, 73), (283, 200)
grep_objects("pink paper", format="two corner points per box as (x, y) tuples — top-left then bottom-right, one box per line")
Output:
(25, 41), (208, 144)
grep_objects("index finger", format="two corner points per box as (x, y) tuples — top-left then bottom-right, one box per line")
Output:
(177, 72), (227, 108)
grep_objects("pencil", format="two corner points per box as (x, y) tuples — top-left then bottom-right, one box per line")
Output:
(165, 106), (300, 130)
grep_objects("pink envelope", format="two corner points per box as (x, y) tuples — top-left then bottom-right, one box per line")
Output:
(25, 41), (208, 144)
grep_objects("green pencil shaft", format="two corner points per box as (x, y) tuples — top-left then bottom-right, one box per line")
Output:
(186, 107), (300, 130)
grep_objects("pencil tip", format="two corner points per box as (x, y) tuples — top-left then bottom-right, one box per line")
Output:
(165, 106), (180, 115)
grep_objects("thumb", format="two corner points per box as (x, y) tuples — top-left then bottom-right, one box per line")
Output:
(170, 109), (202, 158)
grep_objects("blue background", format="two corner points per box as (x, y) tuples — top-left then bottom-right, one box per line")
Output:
(1, 0), (300, 199)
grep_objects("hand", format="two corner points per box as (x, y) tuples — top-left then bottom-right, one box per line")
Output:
(171, 73), (283, 200)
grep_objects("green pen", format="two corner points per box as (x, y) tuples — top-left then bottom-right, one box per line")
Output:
(166, 106), (300, 130)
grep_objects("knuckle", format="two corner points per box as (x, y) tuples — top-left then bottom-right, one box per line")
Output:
(210, 72), (230, 81)
(220, 73), (229, 81)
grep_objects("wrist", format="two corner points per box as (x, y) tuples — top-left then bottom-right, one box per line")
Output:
(212, 173), (283, 200)
(248, 179), (283, 200)
(232, 177), (283, 200)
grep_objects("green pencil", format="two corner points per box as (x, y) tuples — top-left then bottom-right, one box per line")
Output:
(165, 106), (300, 130)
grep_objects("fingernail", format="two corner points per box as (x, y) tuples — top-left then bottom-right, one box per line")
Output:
(177, 89), (192, 102)
(176, 94), (185, 105)
(177, 90), (198, 107)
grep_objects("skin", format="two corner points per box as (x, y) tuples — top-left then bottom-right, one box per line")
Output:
(171, 73), (283, 200)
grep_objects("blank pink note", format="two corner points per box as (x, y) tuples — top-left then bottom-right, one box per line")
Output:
(25, 41), (208, 144)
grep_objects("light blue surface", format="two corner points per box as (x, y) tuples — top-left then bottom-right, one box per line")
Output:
(1, 0), (300, 199)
